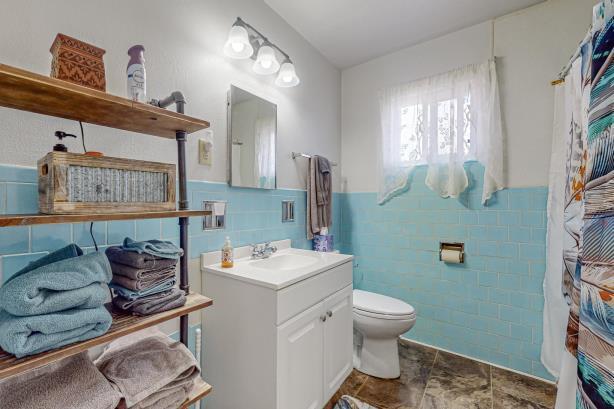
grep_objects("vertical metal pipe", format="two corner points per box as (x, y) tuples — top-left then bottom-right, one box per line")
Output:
(176, 100), (190, 346)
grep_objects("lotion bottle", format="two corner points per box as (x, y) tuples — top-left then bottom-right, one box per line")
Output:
(221, 236), (234, 268)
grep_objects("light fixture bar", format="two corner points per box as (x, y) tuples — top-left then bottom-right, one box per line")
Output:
(234, 17), (291, 61)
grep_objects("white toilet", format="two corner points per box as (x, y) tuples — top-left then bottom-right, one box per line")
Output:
(352, 290), (416, 379)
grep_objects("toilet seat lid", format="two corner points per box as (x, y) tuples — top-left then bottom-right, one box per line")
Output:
(353, 290), (415, 317)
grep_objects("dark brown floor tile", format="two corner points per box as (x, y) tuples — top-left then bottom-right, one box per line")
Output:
(420, 351), (492, 409)
(355, 342), (437, 409)
(491, 367), (556, 409)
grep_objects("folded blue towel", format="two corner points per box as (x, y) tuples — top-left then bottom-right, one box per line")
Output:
(121, 238), (183, 260)
(0, 251), (112, 316)
(0, 307), (112, 358)
(8, 244), (83, 283)
(110, 277), (176, 301)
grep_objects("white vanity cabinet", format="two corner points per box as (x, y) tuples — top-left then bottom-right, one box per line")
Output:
(201, 245), (353, 409)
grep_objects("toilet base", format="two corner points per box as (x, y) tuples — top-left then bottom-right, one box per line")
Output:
(354, 336), (400, 379)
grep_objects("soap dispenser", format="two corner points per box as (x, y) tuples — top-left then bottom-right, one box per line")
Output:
(221, 236), (234, 268)
(53, 131), (77, 152)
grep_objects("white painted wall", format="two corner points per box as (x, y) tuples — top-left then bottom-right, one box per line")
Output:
(341, 0), (595, 192)
(0, 0), (341, 191)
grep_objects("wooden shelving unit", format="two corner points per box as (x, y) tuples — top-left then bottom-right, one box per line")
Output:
(181, 378), (213, 409)
(0, 210), (212, 227)
(0, 63), (214, 405)
(0, 293), (213, 380)
(0, 63), (209, 138)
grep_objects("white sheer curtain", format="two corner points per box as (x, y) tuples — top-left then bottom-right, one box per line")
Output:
(377, 60), (504, 204)
(254, 115), (276, 189)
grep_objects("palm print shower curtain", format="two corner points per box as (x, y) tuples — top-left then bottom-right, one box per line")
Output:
(561, 2), (613, 408)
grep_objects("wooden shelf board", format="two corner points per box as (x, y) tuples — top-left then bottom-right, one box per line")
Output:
(180, 378), (213, 408)
(0, 293), (213, 380)
(0, 210), (212, 227)
(0, 63), (209, 138)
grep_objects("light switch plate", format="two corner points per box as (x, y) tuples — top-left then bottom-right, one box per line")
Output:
(199, 138), (212, 165)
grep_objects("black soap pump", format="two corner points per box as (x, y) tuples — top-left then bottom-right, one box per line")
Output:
(53, 131), (77, 152)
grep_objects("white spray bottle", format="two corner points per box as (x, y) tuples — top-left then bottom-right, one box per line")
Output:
(127, 45), (146, 102)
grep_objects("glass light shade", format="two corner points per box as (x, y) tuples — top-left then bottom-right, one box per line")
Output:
(224, 25), (253, 59)
(275, 61), (300, 87)
(252, 45), (280, 75)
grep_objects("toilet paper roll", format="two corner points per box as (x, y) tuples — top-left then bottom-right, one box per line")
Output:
(441, 249), (462, 263)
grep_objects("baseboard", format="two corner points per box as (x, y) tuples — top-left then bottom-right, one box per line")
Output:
(400, 336), (556, 386)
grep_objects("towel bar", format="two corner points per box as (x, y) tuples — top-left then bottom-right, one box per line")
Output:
(291, 152), (338, 166)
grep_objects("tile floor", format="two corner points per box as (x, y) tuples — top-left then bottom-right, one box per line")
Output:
(328, 339), (557, 409)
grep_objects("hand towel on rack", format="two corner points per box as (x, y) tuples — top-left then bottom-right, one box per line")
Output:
(307, 155), (333, 240)
(94, 331), (200, 407)
(109, 277), (176, 301)
(0, 352), (121, 409)
(0, 251), (112, 316)
(121, 237), (184, 259)
(110, 267), (176, 291)
(0, 306), (112, 358)
(112, 287), (186, 316)
(106, 246), (178, 270)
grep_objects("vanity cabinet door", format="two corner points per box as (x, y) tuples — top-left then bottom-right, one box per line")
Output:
(322, 285), (353, 403)
(277, 302), (324, 409)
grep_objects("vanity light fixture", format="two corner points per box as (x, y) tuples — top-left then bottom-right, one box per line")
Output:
(224, 17), (300, 87)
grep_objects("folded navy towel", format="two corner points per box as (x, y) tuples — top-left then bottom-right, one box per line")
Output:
(0, 251), (112, 316)
(121, 238), (184, 260)
(0, 307), (112, 358)
(110, 277), (176, 301)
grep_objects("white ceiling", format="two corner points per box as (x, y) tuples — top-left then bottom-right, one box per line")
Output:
(264, 0), (546, 69)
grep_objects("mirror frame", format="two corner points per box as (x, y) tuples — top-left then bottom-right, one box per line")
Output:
(227, 85), (278, 190)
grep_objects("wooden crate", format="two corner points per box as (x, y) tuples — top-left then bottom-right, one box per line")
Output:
(38, 152), (176, 214)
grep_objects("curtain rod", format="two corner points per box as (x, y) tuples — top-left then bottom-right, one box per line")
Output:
(551, 30), (592, 86)
(292, 152), (338, 166)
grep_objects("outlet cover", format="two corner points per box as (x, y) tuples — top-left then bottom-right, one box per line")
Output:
(199, 138), (212, 165)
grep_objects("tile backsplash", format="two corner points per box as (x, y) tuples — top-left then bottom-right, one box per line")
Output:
(339, 162), (551, 380)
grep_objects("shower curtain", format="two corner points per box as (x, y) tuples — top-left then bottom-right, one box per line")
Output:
(546, 2), (613, 408)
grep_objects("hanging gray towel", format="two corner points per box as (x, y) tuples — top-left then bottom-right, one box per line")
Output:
(0, 306), (112, 358)
(106, 246), (178, 270)
(0, 251), (111, 317)
(307, 155), (333, 239)
(95, 332), (200, 408)
(0, 352), (121, 409)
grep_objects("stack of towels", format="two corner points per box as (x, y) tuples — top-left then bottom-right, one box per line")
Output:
(107, 238), (186, 316)
(0, 244), (112, 358)
(95, 328), (200, 409)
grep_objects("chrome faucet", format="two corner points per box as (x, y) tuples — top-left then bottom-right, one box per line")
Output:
(251, 242), (278, 259)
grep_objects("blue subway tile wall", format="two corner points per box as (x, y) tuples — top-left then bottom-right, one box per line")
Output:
(0, 165), (341, 283)
(339, 162), (551, 380)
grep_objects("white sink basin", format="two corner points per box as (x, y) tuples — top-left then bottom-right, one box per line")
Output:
(201, 242), (353, 290)
(249, 253), (319, 271)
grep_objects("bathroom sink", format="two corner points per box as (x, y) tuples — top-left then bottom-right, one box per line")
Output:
(201, 240), (353, 290)
(249, 253), (319, 271)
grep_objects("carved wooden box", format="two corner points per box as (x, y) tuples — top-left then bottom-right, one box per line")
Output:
(38, 152), (176, 214)
(50, 33), (106, 92)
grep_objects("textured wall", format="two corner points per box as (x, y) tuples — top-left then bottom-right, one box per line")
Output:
(339, 163), (551, 380)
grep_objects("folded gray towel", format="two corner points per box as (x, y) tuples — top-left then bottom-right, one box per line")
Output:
(0, 251), (111, 316)
(112, 288), (186, 316)
(121, 238), (184, 259)
(95, 332), (200, 407)
(111, 268), (176, 291)
(0, 352), (122, 409)
(0, 307), (112, 358)
(132, 367), (199, 409)
(110, 260), (177, 280)
(106, 246), (178, 270)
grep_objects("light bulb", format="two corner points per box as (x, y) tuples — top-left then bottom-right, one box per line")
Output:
(253, 44), (280, 75)
(224, 25), (253, 59)
(275, 61), (300, 87)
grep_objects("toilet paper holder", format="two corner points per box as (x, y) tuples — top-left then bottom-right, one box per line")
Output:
(439, 242), (465, 263)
